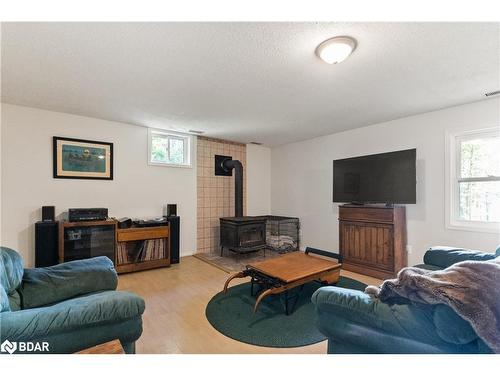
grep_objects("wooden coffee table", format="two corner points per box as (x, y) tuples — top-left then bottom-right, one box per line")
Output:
(223, 249), (342, 315)
(76, 339), (125, 354)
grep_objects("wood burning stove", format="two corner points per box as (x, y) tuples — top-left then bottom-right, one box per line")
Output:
(216, 155), (266, 256)
(219, 216), (267, 256)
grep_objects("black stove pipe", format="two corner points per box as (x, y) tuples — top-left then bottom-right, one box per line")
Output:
(222, 159), (243, 217)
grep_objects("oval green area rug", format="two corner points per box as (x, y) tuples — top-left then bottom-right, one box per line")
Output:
(205, 276), (366, 348)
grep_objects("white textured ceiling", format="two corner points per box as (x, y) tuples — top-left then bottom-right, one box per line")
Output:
(1, 22), (499, 146)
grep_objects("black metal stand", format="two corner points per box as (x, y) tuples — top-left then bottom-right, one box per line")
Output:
(281, 285), (305, 315)
(305, 246), (342, 262)
(246, 268), (303, 315)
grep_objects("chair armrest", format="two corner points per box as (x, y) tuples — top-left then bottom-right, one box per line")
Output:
(312, 286), (444, 344)
(20, 256), (118, 308)
(423, 246), (496, 268)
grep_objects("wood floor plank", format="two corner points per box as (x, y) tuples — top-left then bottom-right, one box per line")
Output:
(117, 255), (381, 354)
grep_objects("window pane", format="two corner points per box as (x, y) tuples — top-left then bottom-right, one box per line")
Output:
(151, 135), (169, 162)
(460, 136), (500, 178)
(459, 180), (500, 222)
(169, 138), (185, 164)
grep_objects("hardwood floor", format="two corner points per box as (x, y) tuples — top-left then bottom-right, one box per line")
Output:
(117, 255), (382, 354)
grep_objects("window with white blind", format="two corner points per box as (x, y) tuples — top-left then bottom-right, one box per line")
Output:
(148, 129), (192, 167)
(447, 128), (500, 232)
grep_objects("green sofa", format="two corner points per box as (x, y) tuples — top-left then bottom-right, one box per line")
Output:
(312, 246), (500, 354)
(0, 246), (145, 354)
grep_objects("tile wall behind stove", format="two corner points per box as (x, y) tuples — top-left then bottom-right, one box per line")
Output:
(196, 137), (247, 254)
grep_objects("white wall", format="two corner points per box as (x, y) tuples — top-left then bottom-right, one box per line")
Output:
(271, 98), (500, 265)
(0, 102), (2, 245)
(1, 104), (198, 266)
(246, 144), (271, 216)
(3, 99), (498, 268)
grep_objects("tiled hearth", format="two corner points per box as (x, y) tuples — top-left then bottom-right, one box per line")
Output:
(196, 137), (246, 254)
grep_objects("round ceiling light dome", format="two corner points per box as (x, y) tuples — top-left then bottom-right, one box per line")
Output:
(315, 36), (357, 64)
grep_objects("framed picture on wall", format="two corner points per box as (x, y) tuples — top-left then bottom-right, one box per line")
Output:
(53, 136), (113, 180)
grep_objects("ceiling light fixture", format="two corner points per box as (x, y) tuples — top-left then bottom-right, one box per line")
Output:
(315, 36), (357, 64)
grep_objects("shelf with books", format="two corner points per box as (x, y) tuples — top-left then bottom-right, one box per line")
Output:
(115, 225), (170, 274)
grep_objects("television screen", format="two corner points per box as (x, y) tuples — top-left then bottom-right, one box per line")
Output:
(333, 149), (416, 204)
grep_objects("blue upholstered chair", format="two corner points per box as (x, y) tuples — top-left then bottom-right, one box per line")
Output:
(312, 246), (500, 354)
(0, 246), (145, 354)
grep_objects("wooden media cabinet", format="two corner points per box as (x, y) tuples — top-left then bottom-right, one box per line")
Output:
(338, 205), (407, 279)
(58, 219), (170, 274)
(116, 225), (170, 274)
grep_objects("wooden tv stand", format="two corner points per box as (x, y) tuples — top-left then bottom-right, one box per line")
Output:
(338, 204), (407, 279)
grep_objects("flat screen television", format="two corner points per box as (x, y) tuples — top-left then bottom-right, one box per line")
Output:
(333, 148), (416, 204)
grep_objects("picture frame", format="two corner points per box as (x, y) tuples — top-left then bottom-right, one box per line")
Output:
(53, 136), (114, 180)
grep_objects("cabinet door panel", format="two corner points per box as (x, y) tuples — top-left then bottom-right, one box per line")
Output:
(340, 221), (393, 270)
(370, 227), (377, 264)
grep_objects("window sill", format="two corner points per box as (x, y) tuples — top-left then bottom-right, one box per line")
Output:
(446, 220), (500, 234)
(148, 161), (193, 169)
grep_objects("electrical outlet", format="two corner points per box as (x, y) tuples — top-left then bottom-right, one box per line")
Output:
(406, 245), (413, 254)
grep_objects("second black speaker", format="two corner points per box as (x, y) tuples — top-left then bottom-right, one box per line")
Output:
(166, 216), (180, 264)
(42, 206), (55, 222)
(164, 204), (177, 217)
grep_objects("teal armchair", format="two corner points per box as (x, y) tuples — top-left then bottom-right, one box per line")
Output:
(0, 247), (145, 354)
(312, 246), (499, 354)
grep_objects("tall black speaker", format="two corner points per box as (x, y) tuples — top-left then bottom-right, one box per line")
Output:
(35, 221), (59, 267)
(166, 216), (180, 264)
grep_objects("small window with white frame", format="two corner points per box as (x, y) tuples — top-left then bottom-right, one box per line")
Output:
(447, 127), (500, 232)
(148, 128), (192, 167)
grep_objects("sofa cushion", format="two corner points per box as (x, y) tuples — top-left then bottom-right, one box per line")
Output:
(1, 286), (10, 312)
(7, 290), (22, 311)
(20, 256), (118, 309)
(0, 290), (145, 342)
(0, 247), (24, 294)
(413, 263), (442, 271)
(423, 246), (496, 268)
(433, 304), (477, 345)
